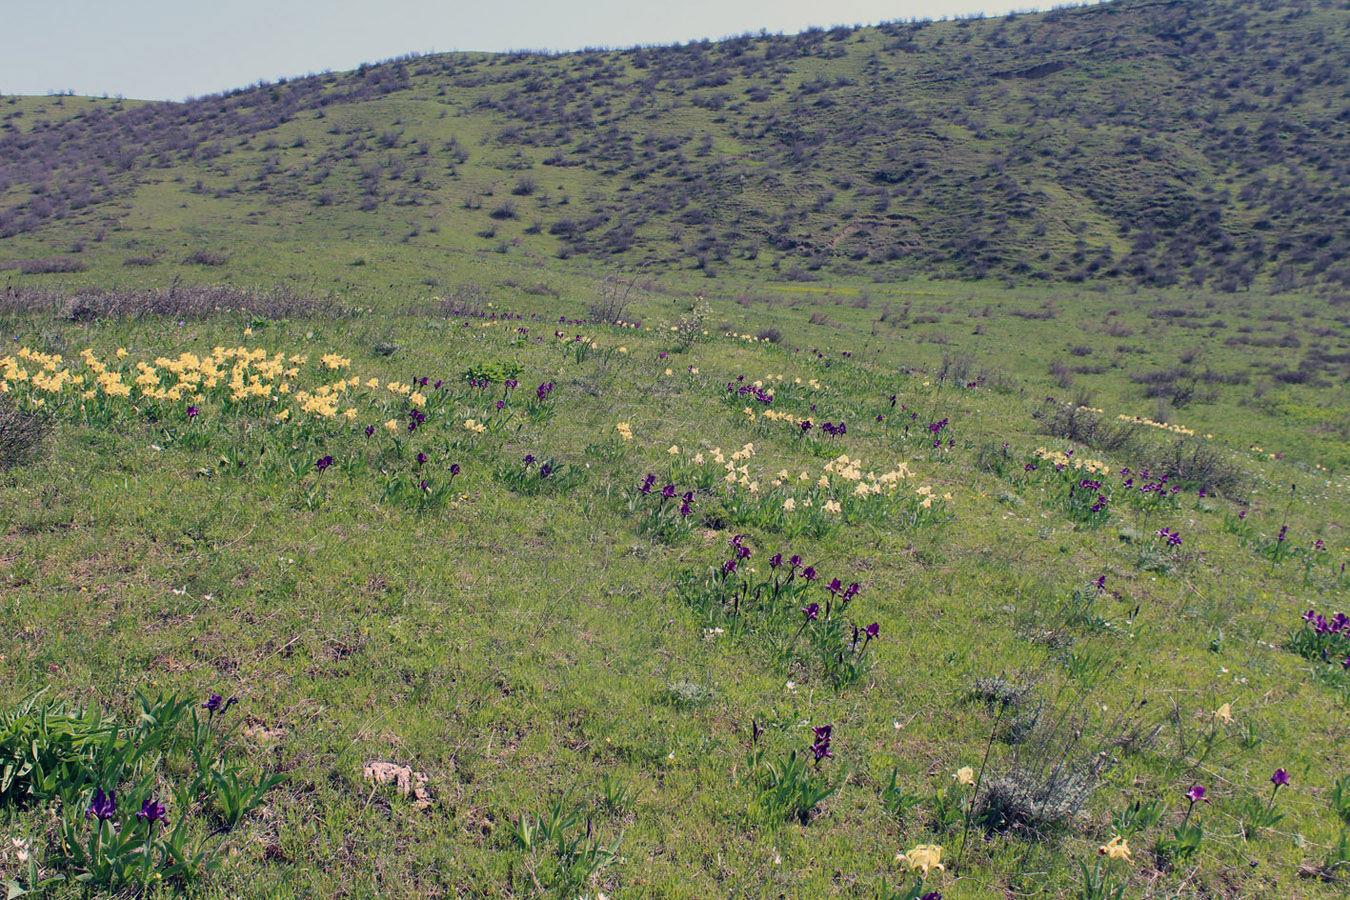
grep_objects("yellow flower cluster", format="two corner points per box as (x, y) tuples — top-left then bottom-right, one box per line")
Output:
(900, 844), (944, 876)
(1033, 447), (1110, 475)
(1117, 414), (1194, 437)
(4, 344), (390, 425)
(615, 422), (633, 441)
(463, 418), (487, 434)
(1098, 835), (1132, 862)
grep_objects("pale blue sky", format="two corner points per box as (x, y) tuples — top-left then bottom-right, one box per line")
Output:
(3, 0), (1103, 101)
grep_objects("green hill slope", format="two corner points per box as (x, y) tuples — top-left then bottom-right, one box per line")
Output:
(2, 0), (1350, 292)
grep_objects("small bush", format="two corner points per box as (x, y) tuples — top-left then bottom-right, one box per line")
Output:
(977, 766), (1093, 836)
(122, 255), (157, 266)
(1039, 404), (1138, 454)
(13, 257), (87, 275)
(0, 399), (48, 472)
(1142, 438), (1245, 496)
(588, 272), (644, 324)
(756, 326), (784, 344)
(183, 249), (230, 266)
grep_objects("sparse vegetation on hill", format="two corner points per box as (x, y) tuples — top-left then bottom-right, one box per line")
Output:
(3, 0), (1350, 291)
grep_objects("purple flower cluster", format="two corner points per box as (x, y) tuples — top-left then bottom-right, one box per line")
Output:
(810, 724), (833, 763)
(536, 382), (554, 402)
(85, 788), (169, 829)
(639, 474), (694, 515)
(408, 408), (427, 432)
(1303, 609), (1350, 636)
(727, 381), (774, 404)
(1118, 467), (1183, 496)
(1156, 527), (1183, 547)
(819, 421), (847, 436)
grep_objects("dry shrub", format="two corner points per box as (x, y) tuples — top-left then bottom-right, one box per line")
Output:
(0, 399), (48, 472)
(0, 257), (88, 275)
(0, 285), (340, 321)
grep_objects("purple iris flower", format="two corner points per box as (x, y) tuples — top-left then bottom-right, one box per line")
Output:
(539, 463), (553, 477)
(449, 463), (460, 477)
(722, 558), (737, 575)
(661, 484), (676, 499)
(416, 452), (428, 466)
(364, 425), (375, 437)
(1185, 784), (1209, 804)
(679, 502), (692, 516)
(768, 553), (783, 569)
(801, 603), (819, 621)
(787, 555), (802, 570)
(802, 566), (817, 582)
(136, 798), (169, 827)
(523, 454), (536, 465)
(86, 788), (116, 821)
(186, 405), (199, 419)
(497, 400), (505, 410)
(827, 577), (842, 595)
(1270, 769), (1289, 787)
(315, 456), (333, 472)
(864, 622), (880, 640)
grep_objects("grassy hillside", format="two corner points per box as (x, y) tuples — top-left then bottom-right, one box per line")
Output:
(3, 0), (1350, 292)
(3, 1), (1350, 897)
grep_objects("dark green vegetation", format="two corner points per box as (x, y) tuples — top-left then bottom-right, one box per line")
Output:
(4, 0), (1350, 292)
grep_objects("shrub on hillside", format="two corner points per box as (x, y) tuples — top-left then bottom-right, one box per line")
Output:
(183, 249), (230, 266)
(0, 399), (48, 472)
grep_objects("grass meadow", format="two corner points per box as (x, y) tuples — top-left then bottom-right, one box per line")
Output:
(1, 274), (1348, 899)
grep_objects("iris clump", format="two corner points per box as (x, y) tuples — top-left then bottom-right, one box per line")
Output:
(2, 691), (282, 891)
(676, 536), (877, 687)
(493, 453), (582, 495)
(628, 473), (696, 542)
(746, 720), (839, 826)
